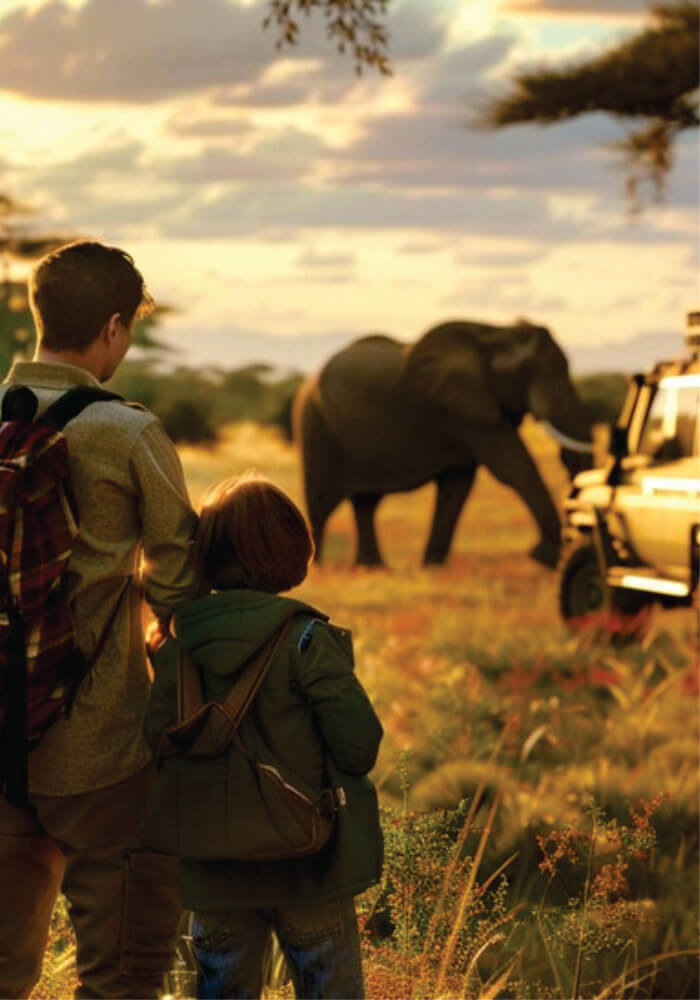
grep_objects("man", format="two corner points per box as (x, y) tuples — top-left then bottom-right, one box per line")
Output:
(0, 241), (201, 999)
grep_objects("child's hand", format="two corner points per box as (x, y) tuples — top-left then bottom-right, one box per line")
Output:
(146, 618), (171, 653)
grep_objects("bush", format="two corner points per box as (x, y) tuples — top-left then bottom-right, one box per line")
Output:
(108, 361), (304, 440)
(160, 398), (217, 445)
(574, 373), (629, 427)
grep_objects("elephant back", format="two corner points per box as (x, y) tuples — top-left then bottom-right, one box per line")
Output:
(318, 335), (412, 451)
(407, 320), (544, 373)
(404, 319), (560, 426)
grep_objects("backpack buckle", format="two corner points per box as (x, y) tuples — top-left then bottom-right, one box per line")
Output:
(320, 786), (347, 815)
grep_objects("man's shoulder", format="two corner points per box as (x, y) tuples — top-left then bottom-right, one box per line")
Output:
(58, 394), (160, 445)
(0, 380), (161, 445)
(91, 396), (156, 426)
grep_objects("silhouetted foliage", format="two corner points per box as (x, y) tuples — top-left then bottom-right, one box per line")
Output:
(574, 373), (629, 427)
(0, 236), (69, 259)
(479, 2), (699, 204)
(0, 280), (33, 376)
(161, 398), (217, 446)
(107, 360), (304, 443)
(131, 306), (175, 353)
(0, 286), (174, 378)
(0, 193), (74, 261)
(264, 0), (391, 74)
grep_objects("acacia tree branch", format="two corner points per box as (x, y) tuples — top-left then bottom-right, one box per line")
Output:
(477, 1), (699, 203)
(263, 0), (391, 74)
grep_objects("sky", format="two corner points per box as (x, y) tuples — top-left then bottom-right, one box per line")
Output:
(0, 0), (697, 372)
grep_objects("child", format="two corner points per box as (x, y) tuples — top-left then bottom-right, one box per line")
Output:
(144, 474), (383, 1000)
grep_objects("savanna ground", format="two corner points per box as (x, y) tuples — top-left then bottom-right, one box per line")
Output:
(36, 421), (699, 999)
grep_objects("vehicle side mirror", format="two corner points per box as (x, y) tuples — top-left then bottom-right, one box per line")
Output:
(610, 425), (629, 459)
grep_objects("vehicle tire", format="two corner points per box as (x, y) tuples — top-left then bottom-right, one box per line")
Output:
(559, 543), (652, 639)
(559, 544), (606, 621)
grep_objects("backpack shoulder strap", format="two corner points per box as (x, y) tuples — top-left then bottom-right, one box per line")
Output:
(221, 615), (300, 728)
(38, 386), (124, 431)
(176, 612), (306, 726)
(1, 385), (38, 423)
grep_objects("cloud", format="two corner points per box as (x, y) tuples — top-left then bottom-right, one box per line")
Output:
(213, 0), (454, 108)
(0, 0), (452, 104)
(454, 248), (546, 267)
(2, 0), (693, 256)
(332, 108), (627, 194)
(420, 36), (517, 107)
(259, 0), (449, 63)
(39, 139), (145, 185)
(3, 137), (185, 235)
(154, 180), (585, 241)
(154, 126), (329, 184)
(295, 248), (356, 269)
(441, 281), (568, 313)
(148, 159), (697, 248)
(14, 117), (690, 250)
(504, 0), (648, 15)
(397, 238), (458, 255)
(213, 72), (361, 108)
(251, 127), (328, 160)
(329, 104), (699, 215)
(158, 149), (303, 183)
(166, 114), (253, 139)
(0, 0), (277, 101)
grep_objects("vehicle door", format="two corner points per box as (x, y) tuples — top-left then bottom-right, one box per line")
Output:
(615, 375), (700, 582)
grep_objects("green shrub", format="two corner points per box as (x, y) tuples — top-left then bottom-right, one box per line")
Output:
(574, 373), (629, 427)
(161, 398), (217, 445)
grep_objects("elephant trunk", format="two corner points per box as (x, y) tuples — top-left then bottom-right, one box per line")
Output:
(529, 376), (594, 478)
(540, 421), (594, 454)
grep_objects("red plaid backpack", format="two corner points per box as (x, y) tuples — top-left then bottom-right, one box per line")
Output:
(0, 384), (123, 806)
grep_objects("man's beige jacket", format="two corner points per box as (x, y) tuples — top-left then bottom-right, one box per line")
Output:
(1, 361), (201, 795)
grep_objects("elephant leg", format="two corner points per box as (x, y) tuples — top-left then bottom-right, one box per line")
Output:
(310, 495), (342, 563)
(471, 425), (562, 568)
(423, 465), (477, 565)
(351, 493), (385, 567)
(294, 390), (347, 563)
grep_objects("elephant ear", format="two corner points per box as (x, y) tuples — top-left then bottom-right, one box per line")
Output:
(403, 322), (502, 425)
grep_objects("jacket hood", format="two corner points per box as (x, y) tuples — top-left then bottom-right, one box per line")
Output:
(172, 589), (325, 677)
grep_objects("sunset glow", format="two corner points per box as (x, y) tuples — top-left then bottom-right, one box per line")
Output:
(0, 0), (696, 371)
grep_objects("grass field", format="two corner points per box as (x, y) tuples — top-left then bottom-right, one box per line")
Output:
(35, 421), (699, 999)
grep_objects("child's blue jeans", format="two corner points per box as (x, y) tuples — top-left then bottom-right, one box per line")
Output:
(189, 897), (364, 999)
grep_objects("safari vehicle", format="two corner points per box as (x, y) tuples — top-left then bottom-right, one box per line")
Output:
(559, 310), (699, 632)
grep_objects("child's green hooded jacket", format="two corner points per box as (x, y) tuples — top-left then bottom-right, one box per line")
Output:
(144, 589), (383, 911)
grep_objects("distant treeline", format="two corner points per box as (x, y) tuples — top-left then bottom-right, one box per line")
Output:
(105, 364), (629, 446)
(107, 361), (303, 444)
(0, 280), (629, 445)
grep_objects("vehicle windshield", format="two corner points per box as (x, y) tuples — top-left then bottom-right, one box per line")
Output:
(638, 381), (699, 461)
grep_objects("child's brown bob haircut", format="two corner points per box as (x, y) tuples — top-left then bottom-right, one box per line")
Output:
(195, 474), (314, 593)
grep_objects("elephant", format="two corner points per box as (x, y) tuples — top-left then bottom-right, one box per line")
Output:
(292, 319), (594, 569)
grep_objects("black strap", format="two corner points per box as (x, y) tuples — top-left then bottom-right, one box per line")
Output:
(1, 386), (38, 423)
(0, 604), (28, 807)
(38, 386), (123, 431)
